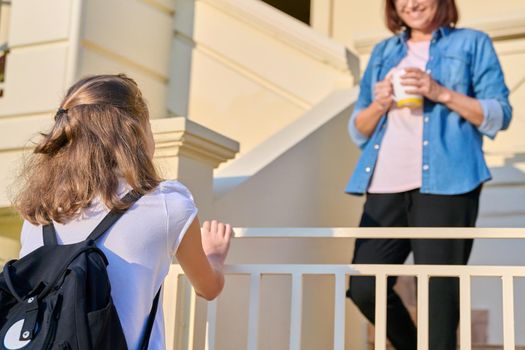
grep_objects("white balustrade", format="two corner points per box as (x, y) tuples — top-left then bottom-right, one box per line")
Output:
(167, 228), (525, 350)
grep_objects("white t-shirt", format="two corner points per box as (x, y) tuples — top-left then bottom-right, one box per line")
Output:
(19, 180), (198, 350)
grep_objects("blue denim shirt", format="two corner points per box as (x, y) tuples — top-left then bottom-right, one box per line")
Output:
(345, 27), (512, 195)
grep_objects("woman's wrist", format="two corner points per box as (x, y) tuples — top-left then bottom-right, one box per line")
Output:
(436, 85), (453, 105)
(372, 100), (389, 113)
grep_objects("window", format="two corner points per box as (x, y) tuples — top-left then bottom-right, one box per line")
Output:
(0, 1), (11, 98)
(261, 0), (311, 25)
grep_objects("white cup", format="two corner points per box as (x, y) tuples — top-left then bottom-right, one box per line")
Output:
(392, 69), (423, 108)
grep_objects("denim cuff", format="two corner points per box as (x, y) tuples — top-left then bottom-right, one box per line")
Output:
(478, 99), (504, 139)
(348, 109), (369, 148)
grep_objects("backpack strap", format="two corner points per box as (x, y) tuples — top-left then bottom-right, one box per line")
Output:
(140, 287), (162, 350)
(43, 224), (59, 246)
(85, 191), (143, 242)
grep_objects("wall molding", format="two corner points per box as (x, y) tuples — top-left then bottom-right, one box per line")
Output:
(152, 117), (239, 168)
(82, 40), (169, 83)
(199, 0), (359, 77)
(173, 31), (313, 110)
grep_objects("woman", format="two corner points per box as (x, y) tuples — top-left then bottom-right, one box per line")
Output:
(14, 74), (231, 349)
(345, 0), (511, 349)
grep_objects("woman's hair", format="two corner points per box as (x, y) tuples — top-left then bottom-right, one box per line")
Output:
(14, 74), (161, 225)
(385, 0), (459, 34)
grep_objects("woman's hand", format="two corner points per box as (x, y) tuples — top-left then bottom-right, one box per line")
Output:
(354, 75), (394, 138)
(401, 67), (485, 126)
(373, 76), (394, 111)
(201, 220), (233, 266)
(401, 67), (450, 103)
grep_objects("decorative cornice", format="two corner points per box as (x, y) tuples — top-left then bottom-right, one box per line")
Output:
(152, 117), (239, 168)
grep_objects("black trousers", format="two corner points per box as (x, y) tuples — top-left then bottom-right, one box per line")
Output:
(347, 187), (481, 350)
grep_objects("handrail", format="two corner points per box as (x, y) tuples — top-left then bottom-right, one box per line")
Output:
(233, 227), (525, 239)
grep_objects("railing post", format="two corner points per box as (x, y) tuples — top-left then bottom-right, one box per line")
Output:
(502, 275), (515, 350)
(205, 299), (218, 350)
(247, 273), (261, 350)
(187, 287), (198, 350)
(459, 275), (471, 350)
(333, 272), (346, 350)
(374, 273), (387, 350)
(289, 272), (303, 350)
(417, 274), (429, 350)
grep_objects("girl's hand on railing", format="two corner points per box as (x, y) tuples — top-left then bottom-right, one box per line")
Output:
(201, 220), (233, 267)
(176, 218), (232, 300)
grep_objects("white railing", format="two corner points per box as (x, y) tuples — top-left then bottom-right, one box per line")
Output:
(166, 228), (525, 350)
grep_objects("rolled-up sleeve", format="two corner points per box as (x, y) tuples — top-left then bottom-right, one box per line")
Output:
(472, 33), (512, 139)
(478, 99), (504, 138)
(348, 107), (370, 148)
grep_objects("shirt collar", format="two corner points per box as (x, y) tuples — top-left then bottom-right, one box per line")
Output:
(397, 26), (453, 43)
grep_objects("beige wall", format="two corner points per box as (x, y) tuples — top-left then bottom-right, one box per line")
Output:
(170, 0), (356, 157)
(80, 0), (175, 120)
(213, 92), (362, 227)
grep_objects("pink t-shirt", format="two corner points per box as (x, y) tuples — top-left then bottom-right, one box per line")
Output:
(368, 40), (430, 193)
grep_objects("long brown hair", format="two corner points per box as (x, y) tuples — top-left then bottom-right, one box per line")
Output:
(385, 0), (459, 34)
(14, 74), (161, 225)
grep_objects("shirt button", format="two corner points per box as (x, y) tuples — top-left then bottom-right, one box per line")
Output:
(423, 140), (429, 146)
(424, 117), (429, 123)
(423, 164), (429, 171)
(365, 167), (371, 173)
(374, 144), (380, 150)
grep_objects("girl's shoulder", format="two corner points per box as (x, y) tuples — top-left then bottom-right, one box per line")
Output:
(151, 180), (196, 210)
(156, 180), (193, 196)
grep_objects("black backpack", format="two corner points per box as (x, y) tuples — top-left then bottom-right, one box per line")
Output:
(0, 193), (160, 350)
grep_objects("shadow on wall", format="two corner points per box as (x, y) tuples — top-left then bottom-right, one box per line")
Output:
(168, 0), (195, 117)
(213, 102), (364, 227)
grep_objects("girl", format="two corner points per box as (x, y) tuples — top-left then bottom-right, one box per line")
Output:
(14, 74), (231, 349)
